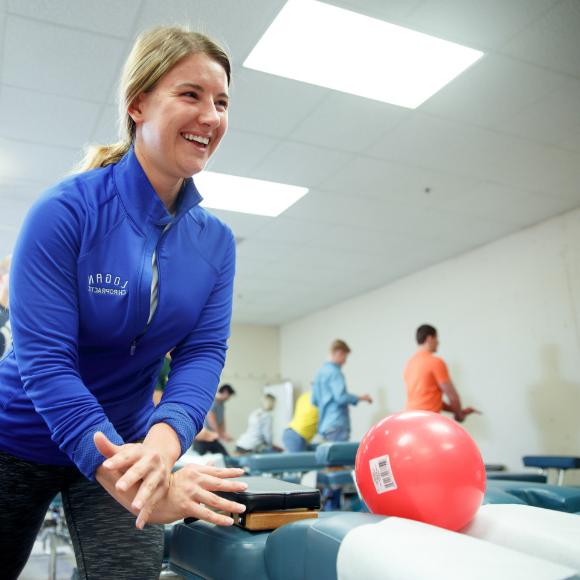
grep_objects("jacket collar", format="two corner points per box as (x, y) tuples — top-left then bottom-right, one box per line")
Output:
(112, 146), (203, 230)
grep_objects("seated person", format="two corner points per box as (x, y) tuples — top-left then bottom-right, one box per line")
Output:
(194, 384), (235, 456)
(282, 390), (318, 452)
(236, 394), (281, 454)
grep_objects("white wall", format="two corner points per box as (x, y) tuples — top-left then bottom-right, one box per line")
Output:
(219, 323), (281, 451)
(280, 207), (580, 482)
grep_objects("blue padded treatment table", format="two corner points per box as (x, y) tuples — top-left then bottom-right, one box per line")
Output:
(171, 519), (270, 580)
(483, 487), (528, 505)
(487, 472), (547, 483)
(487, 480), (580, 513)
(265, 512), (384, 580)
(315, 442), (359, 466)
(170, 511), (384, 580)
(523, 455), (580, 486)
(238, 452), (319, 475)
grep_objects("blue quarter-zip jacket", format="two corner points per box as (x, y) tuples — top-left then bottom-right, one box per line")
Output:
(0, 147), (235, 480)
(311, 362), (358, 435)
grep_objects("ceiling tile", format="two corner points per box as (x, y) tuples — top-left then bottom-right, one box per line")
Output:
(502, 0), (580, 78)
(319, 155), (481, 206)
(321, 0), (424, 23)
(2, 16), (126, 101)
(204, 208), (271, 239)
(136, 0), (286, 66)
(405, 0), (557, 50)
(421, 54), (568, 129)
(251, 141), (350, 188)
(501, 77), (580, 154)
(252, 216), (322, 245)
(289, 91), (410, 153)
(367, 112), (580, 194)
(205, 129), (278, 175)
(0, 86), (101, 148)
(227, 68), (328, 138)
(0, 137), (80, 184)
(7, 0), (140, 38)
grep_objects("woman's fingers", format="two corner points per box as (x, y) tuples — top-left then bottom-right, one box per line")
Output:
(135, 483), (168, 529)
(194, 487), (246, 515)
(194, 472), (248, 493)
(127, 459), (166, 508)
(115, 454), (161, 493)
(93, 432), (122, 460)
(102, 444), (141, 472)
(185, 502), (235, 527)
(193, 465), (245, 479)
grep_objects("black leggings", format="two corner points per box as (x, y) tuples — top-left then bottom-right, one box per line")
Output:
(0, 451), (163, 580)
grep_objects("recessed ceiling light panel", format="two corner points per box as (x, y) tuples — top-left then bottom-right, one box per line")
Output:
(244, 0), (484, 109)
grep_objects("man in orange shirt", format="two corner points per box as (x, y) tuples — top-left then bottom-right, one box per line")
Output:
(404, 324), (479, 422)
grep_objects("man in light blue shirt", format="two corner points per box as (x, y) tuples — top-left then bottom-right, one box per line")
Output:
(312, 339), (373, 441)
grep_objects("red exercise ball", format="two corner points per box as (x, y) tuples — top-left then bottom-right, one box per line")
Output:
(355, 410), (485, 531)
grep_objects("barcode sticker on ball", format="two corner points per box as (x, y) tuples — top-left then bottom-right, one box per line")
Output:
(370, 454), (397, 494)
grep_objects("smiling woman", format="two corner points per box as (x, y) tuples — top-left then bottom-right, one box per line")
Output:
(0, 26), (247, 580)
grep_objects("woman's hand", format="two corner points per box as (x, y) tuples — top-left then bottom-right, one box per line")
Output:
(158, 464), (248, 526)
(95, 431), (172, 528)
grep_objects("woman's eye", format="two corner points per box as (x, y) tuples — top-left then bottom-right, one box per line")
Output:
(183, 92), (198, 99)
(216, 100), (229, 110)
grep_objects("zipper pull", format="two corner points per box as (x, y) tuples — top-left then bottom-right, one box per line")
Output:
(130, 340), (137, 356)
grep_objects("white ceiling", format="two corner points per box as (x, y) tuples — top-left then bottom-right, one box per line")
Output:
(1, 0), (579, 325)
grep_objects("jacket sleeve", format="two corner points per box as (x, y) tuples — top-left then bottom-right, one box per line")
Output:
(146, 229), (236, 455)
(329, 369), (359, 407)
(10, 193), (124, 480)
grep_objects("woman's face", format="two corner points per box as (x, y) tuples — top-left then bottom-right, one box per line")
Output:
(130, 52), (229, 189)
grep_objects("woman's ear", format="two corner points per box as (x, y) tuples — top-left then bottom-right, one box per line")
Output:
(127, 92), (147, 124)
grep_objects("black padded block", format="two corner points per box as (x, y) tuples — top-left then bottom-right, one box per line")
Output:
(216, 476), (321, 513)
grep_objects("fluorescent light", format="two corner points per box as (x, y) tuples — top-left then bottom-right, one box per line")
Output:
(244, 0), (484, 109)
(195, 171), (308, 217)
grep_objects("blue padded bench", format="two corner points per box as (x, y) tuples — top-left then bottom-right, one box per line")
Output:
(171, 519), (270, 579)
(483, 487), (528, 506)
(487, 472), (547, 483)
(169, 512), (384, 580)
(487, 480), (580, 513)
(314, 442), (359, 466)
(238, 452), (319, 475)
(523, 455), (580, 486)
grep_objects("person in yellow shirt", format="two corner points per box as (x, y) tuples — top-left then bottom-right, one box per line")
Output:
(282, 391), (319, 452)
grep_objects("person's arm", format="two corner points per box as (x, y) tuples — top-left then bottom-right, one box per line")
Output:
(143, 227), (235, 460)
(111, 227), (236, 522)
(10, 193), (126, 480)
(196, 428), (219, 442)
(205, 410), (219, 433)
(439, 381), (465, 421)
(329, 370), (359, 406)
(219, 416), (232, 441)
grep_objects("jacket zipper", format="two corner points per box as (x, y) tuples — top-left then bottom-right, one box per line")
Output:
(129, 223), (171, 356)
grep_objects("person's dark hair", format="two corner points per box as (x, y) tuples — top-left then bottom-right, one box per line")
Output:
(416, 324), (437, 345)
(264, 393), (276, 401)
(218, 384), (235, 396)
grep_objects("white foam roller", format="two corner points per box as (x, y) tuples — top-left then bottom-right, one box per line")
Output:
(463, 504), (580, 572)
(336, 517), (577, 580)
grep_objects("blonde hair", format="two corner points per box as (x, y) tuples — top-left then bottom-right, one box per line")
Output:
(0, 254), (11, 275)
(331, 339), (351, 354)
(77, 26), (231, 173)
